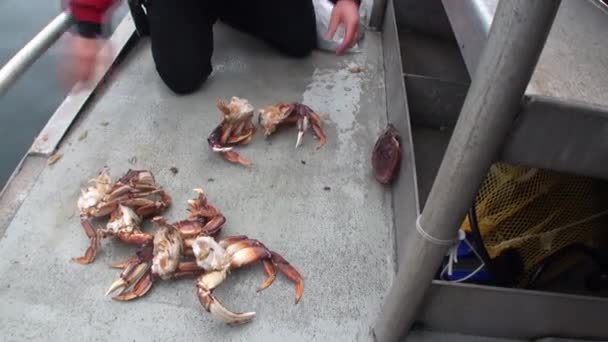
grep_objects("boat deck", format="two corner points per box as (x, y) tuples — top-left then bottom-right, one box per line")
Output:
(0, 14), (593, 341)
(0, 23), (397, 341)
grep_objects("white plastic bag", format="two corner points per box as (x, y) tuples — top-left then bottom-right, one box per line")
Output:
(313, 0), (366, 52)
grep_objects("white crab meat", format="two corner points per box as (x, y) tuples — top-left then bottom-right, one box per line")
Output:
(77, 187), (102, 212)
(192, 236), (229, 271)
(257, 105), (289, 136)
(77, 168), (112, 212)
(224, 97), (254, 119)
(106, 205), (142, 234)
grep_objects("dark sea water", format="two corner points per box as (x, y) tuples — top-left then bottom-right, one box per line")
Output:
(0, 0), (127, 189)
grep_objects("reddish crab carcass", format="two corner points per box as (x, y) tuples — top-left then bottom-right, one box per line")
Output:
(372, 124), (402, 184)
(207, 97), (257, 166)
(105, 190), (303, 325)
(105, 188), (226, 300)
(258, 102), (326, 149)
(74, 168), (172, 264)
(107, 231), (303, 325)
(193, 235), (303, 325)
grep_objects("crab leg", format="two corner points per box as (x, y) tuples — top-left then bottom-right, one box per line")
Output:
(306, 111), (326, 150)
(227, 240), (303, 303)
(271, 251), (304, 304)
(227, 126), (255, 145)
(311, 124), (327, 150)
(227, 241), (278, 293)
(132, 192), (172, 218)
(234, 244), (303, 303)
(218, 235), (249, 247)
(201, 215), (225, 236)
(222, 150), (251, 166)
(258, 259), (277, 292)
(218, 236), (280, 292)
(73, 216), (100, 264)
(176, 218), (208, 239)
(173, 261), (206, 278)
(220, 125), (233, 146)
(116, 231), (154, 245)
(187, 206), (219, 219)
(111, 255), (139, 269)
(219, 236), (303, 302)
(233, 120), (247, 137)
(107, 188), (163, 202)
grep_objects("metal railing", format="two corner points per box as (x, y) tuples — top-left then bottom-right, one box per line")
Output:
(373, 1), (562, 340)
(0, 12), (72, 97)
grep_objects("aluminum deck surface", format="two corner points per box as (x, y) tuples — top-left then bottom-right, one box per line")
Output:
(0, 25), (395, 341)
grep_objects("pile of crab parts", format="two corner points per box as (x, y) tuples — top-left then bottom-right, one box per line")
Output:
(75, 167), (303, 325)
(208, 97), (327, 166)
(74, 96), (401, 326)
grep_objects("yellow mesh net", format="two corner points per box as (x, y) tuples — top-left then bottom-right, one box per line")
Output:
(460, 163), (608, 286)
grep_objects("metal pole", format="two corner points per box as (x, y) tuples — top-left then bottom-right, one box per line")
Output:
(372, 1), (561, 341)
(0, 12), (72, 96)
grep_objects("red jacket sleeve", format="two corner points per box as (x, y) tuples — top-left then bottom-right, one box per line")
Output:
(329, 0), (361, 5)
(69, 0), (118, 37)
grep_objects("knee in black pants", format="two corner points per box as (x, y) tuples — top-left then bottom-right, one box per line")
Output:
(155, 61), (212, 95)
(145, 0), (215, 95)
(281, 37), (316, 58)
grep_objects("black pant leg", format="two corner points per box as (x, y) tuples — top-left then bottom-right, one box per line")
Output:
(219, 0), (317, 57)
(145, 0), (216, 94)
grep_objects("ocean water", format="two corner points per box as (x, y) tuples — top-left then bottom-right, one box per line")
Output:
(0, 0), (127, 189)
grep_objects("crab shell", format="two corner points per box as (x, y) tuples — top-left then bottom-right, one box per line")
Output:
(77, 168), (113, 214)
(151, 217), (184, 280)
(217, 97), (255, 122)
(372, 124), (402, 184)
(192, 236), (229, 271)
(257, 104), (289, 136)
(106, 205), (142, 234)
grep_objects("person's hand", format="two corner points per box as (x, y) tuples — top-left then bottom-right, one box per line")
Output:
(326, 0), (360, 55)
(61, 33), (110, 91)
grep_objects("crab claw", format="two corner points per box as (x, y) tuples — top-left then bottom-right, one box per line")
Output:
(295, 116), (309, 149)
(199, 292), (256, 326)
(106, 242), (154, 300)
(105, 261), (150, 297)
(72, 217), (99, 265)
(112, 271), (154, 301)
(197, 270), (256, 325)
